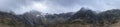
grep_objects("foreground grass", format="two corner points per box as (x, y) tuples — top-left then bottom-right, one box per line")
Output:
(0, 23), (13, 27)
(0, 21), (120, 27)
(111, 21), (120, 27)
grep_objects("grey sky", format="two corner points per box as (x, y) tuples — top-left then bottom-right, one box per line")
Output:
(0, 0), (119, 14)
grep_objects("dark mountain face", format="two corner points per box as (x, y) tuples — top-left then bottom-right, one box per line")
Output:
(0, 10), (74, 27)
(0, 11), (24, 26)
(21, 11), (43, 27)
(0, 11), (44, 27)
(67, 7), (97, 23)
(98, 9), (120, 24)
(44, 12), (74, 24)
(0, 8), (120, 27)
(66, 8), (120, 27)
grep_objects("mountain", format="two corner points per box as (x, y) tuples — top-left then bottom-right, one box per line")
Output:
(98, 9), (120, 24)
(0, 10), (44, 27)
(67, 7), (97, 24)
(0, 8), (120, 27)
(0, 11), (25, 27)
(66, 8), (120, 27)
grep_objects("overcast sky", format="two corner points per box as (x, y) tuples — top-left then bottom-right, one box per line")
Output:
(0, 0), (120, 14)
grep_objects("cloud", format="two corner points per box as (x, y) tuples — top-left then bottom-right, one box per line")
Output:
(0, 0), (120, 14)
(0, 0), (42, 14)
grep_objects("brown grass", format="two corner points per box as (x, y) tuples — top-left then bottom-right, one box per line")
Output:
(111, 21), (120, 27)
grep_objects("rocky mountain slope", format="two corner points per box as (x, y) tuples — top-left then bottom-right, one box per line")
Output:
(0, 7), (120, 27)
